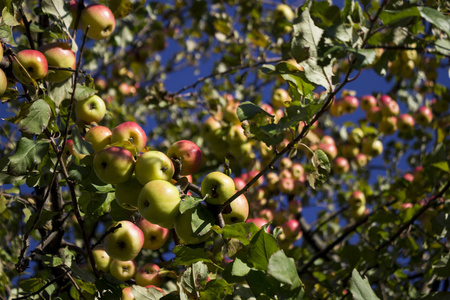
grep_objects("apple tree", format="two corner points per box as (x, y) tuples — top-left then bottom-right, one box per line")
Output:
(0, 0), (449, 299)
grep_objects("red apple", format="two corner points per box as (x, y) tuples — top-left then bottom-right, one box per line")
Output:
(349, 191), (366, 208)
(246, 218), (270, 232)
(79, 4), (116, 40)
(360, 95), (377, 111)
(414, 106), (433, 126)
(341, 95), (359, 113)
(93, 146), (135, 184)
(318, 142), (338, 160)
(85, 126), (112, 154)
(333, 157), (350, 174)
(354, 153), (368, 167)
(167, 140), (202, 175)
(12, 49), (48, 85)
(111, 121), (147, 154)
(38, 42), (76, 83)
(282, 219), (301, 240)
(397, 113), (415, 133)
(380, 100), (400, 117)
(136, 218), (170, 250)
(135, 263), (162, 287)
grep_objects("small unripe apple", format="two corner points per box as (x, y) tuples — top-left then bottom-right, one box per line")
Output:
(350, 205), (367, 220)
(414, 106), (433, 126)
(89, 246), (112, 273)
(290, 163), (304, 180)
(361, 138), (383, 157)
(348, 128), (364, 145)
(109, 259), (136, 282)
(201, 172), (236, 205)
(174, 207), (213, 244)
(329, 99), (343, 117)
(354, 153), (368, 168)
(135, 151), (174, 185)
(279, 157), (293, 170)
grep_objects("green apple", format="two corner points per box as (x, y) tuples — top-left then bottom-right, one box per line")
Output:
(111, 121), (147, 154)
(38, 42), (76, 83)
(350, 205), (367, 220)
(93, 146), (135, 184)
(89, 246), (112, 273)
(348, 128), (364, 145)
(79, 4), (116, 40)
(222, 193), (249, 225)
(136, 218), (170, 250)
(138, 180), (181, 229)
(12, 49), (48, 85)
(85, 125), (112, 154)
(115, 175), (143, 211)
(271, 88), (291, 108)
(201, 171), (235, 205)
(135, 263), (162, 287)
(0, 69), (7, 96)
(135, 151), (174, 185)
(75, 95), (106, 125)
(104, 220), (144, 261)
(109, 259), (136, 281)
(361, 138), (383, 157)
(378, 116), (397, 135)
(174, 207), (213, 245)
(167, 140), (202, 176)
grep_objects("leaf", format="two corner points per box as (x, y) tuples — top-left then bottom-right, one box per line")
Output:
(267, 251), (302, 290)
(71, 264), (96, 283)
(172, 246), (217, 267)
(48, 80), (74, 108)
(199, 279), (234, 299)
(0, 22), (17, 46)
(432, 253), (450, 277)
(18, 99), (52, 135)
(1, 7), (20, 26)
(314, 149), (331, 173)
(42, 254), (63, 267)
(19, 278), (46, 292)
(74, 84), (97, 101)
(191, 204), (215, 236)
(221, 222), (260, 246)
(72, 126), (94, 155)
(109, 0), (133, 19)
(25, 209), (60, 233)
(349, 269), (380, 300)
(245, 269), (279, 298)
(380, 7), (450, 36)
(435, 39), (450, 56)
(179, 195), (203, 214)
(42, 0), (73, 30)
(132, 285), (165, 300)
(181, 261), (208, 295)
(237, 101), (273, 122)
(231, 256), (252, 277)
(8, 137), (49, 175)
(247, 229), (279, 271)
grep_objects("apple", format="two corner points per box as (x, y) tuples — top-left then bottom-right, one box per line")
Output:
(265, 172), (279, 191)
(75, 95), (106, 124)
(279, 157), (293, 170)
(62, 139), (86, 161)
(260, 103), (274, 115)
(414, 106), (433, 126)
(136, 218), (170, 250)
(282, 219), (301, 240)
(378, 116), (397, 135)
(360, 95), (377, 111)
(258, 208), (274, 222)
(403, 173), (414, 182)
(138, 180), (181, 229)
(349, 191), (366, 208)
(329, 99), (343, 117)
(38, 42), (76, 83)
(121, 287), (135, 300)
(341, 95), (359, 113)
(85, 125), (112, 154)
(361, 138), (383, 157)
(110, 259), (136, 281)
(246, 218), (270, 232)
(226, 124), (248, 145)
(111, 121), (147, 154)
(233, 177), (247, 190)
(135, 151), (175, 185)
(291, 163), (305, 180)
(397, 114), (415, 133)
(318, 142), (338, 160)
(348, 128), (364, 145)
(79, 4), (116, 40)
(12, 49), (48, 85)
(167, 140), (202, 176)
(288, 199), (302, 214)
(333, 157), (349, 174)
(222, 100), (241, 125)
(89, 246), (112, 273)
(222, 193), (249, 225)
(201, 116), (222, 141)
(201, 171), (235, 205)
(115, 175), (143, 211)
(104, 220), (144, 261)
(379, 94), (393, 107)
(174, 207), (213, 245)
(135, 263), (162, 287)
(274, 4), (294, 22)
(271, 88), (291, 108)
(340, 142), (359, 159)
(380, 100), (400, 117)
(354, 153), (368, 167)
(278, 177), (295, 194)
(0, 69), (7, 96)
(366, 106), (383, 123)
(350, 205), (367, 220)
(93, 146), (135, 184)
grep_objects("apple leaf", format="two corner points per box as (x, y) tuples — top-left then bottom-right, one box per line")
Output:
(41, 253), (63, 267)
(132, 285), (165, 300)
(42, 0), (72, 30)
(74, 84), (97, 101)
(48, 80), (73, 108)
(71, 264), (96, 283)
(199, 279), (234, 299)
(7, 137), (50, 176)
(72, 126), (94, 155)
(221, 221), (260, 246)
(237, 101), (273, 123)
(179, 195), (203, 214)
(181, 261), (208, 295)
(172, 245), (217, 267)
(349, 269), (380, 300)
(267, 250), (303, 290)
(191, 204), (215, 237)
(1, 7), (20, 26)
(247, 229), (279, 271)
(432, 253), (450, 278)
(19, 278), (46, 293)
(0, 20), (17, 46)
(245, 269), (279, 298)
(109, 0), (133, 19)
(231, 256), (252, 277)
(24, 209), (59, 233)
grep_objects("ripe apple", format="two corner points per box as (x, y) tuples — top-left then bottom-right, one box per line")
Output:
(333, 157), (350, 174)
(38, 42), (76, 83)
(403, 173), (414, 182)
(93, 146), (135, 184)
(136, 218), (170, 250)
(379, 94), (393, 106)
(397, 114), (415, 133)
(349, 191), (366, 208)
(79, 4), (116, 40)
(233, 177), (247, 190)
(366, 106), (383, 123)
(12, 49), (48, 85)
(361, 138), (383, 157)
(290, 163), (305, 180)
(110, 259), (136, 281)
(75, 95), (106, 125)
(279, 157), (293, 170)
(89, 246), (112, 273)
(260, 103), (274, 115)
(318, 142), (338, 160)
(360, 95), (377, 111)
(278, 177), (295, 194)
(414, 106), (433, 126)
(138, 180), (181, 229)
(167, 140), (202, 175)
(282, 219), (301, 240)
(135, 263), (162, 287)
(104, 220), (145, 261)
(378, 116), (397, 135)
(246, 218), (270, 232)
(62, 139), (86, 161)
(341, 95), (359, 113)
(271, 88), (291, 108)
(380, 100), (400, 117)
(111, 121), (147, 154)
(135, 151), (175, 185)
(174, 207), (213, 244)
(0, 69), (7, 96)
(85, 126), (112, 154)
(115, 175), (143, 211)
(222, 193), (249, 225)
(321, 135), (335, 145)
(121, 287), (135, 300)
(329, 99), (343, 117)
(354, 153), (368, 167)
(201, 172), (236, 205)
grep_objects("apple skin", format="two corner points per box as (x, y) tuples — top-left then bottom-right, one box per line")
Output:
(397, 114), (415, 133)
(333, 157), (350, 174)
(233, 177), (247, 190)
(246, 218), (270, 232)
(138, 180), (181, 229)
(109, 259), (136, 281)
(0, 69), (7, 95)
(278, 177), (295, 194)
(121, 287), (135, 300)
(135, 151), (175, 185)
(89, 246), (112, 273)
(341, 95), (359, 114)
(329, 99), (343, 117)
(167, 140), (202, 176)
(350, 205), (367, 220)
(360, 95), (377, 111)
(136, 217), (170, 250)
(201, 172), (236, 205)
(349, 191), (366, 208)
(75, 95), (106, 125)
(222, 193), (249, 225)
(62, 139), (86, 161)
(93, 146), (135, 184)
(366, 106), (383, 123)
(12, 49), (48, 85)
(115, 175), (143, 211)
(414, 106), (433, 126)
(378, 116), (397, 135)
(135, 263), (162, 287)
(282, 219), (301, 240)
(174, 207), (213, 245)
(272, 88), (291, 108)
(104, 220), (145, 261)
(111, 121), (147, 154)
(380, 100), (400, 117)
(361, 138), (383, 157)
(80, 4), (116, 40)
(85, 126), (112, 154)
(354, 153), (368, 168)
(318, 142), (338, 160)
(38, 42), (76, 83)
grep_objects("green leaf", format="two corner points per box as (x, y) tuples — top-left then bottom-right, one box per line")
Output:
(72, 126), (94, 155)
(42, 254), (63, 267)
(0, 21), (17, 46)
(19, 278), (46, 292)
(246, 269), (279, 298)
(314, 149), (331, 173)
(435, 39), (450, 56)
(48, 80), (74, 108)
(42, 0), (73, 30)
(237, 101), (272, 122)
(172, 246), (216, 267)
(132, 285), (165, 300)
(191, 204), (215, 236)
(179, 195), (203, 214)
(349, 269), (380, 300)
(1, 7), (20, 26)
(18, 99), (52, 135)
(380, 7), (450, 36)
(25, 209), (60, 233)
(222, 222), (260, 246)
(247, 229), (279, 271)
(8, 137), (50, 175)
(74, 84), (97, 101)
(109, 0), (133, 19)
(432, 253), (450, 277)
(181, 261), (208, 295)
(345, 48), (376, 69)
(231, 256), (252, 277)
(267, 251), (302, 290)
(199, 279), (234, 299)
(72, 264), (96, 283)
